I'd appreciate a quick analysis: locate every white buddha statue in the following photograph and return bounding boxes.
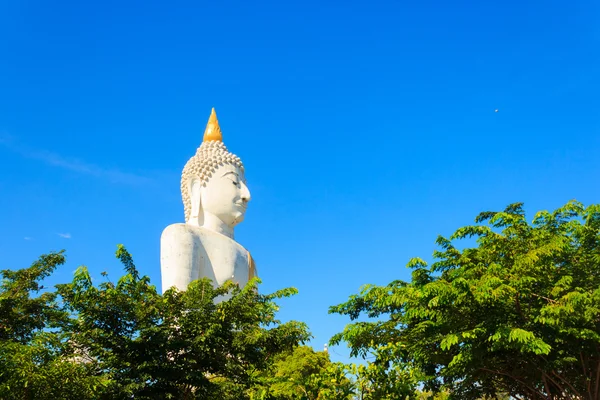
[160,108,256,294]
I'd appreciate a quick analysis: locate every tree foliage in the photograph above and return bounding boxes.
[248,345,354,400]
[1,245,310,399]
[330,201,600,400]
[347,358,417,400]
[0,251,104,399]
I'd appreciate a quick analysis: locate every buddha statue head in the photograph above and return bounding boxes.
[181,109,251,237]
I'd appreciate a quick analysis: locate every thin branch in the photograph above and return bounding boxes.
[530,292,558,304]
[580,351,592,400]
[479,367,546,399]
[550,371,583,399]
[542,373,552,400]
[581,351,588,378]
[515,293,528,322]
[593,357,600,400]
[544,372,566,399]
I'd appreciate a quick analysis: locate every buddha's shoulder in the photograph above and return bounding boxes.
[161,223,202,241]
[161,223,235,244]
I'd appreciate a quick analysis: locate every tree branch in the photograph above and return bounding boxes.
[515,293,528,322]
[543,372,566,399]
[530,292,558,304]
[542,373,552,400]
[580,351,593,400]
[550,371,583,399]
[479,367,546,399]
[594,357,600,400]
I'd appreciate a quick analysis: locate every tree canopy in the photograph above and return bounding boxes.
[0,251,104,399]
[3,200,600,399]
[247,345,354,400]
[0,245,310,399]
[331,201,600,400]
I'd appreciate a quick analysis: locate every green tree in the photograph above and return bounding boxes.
[330,201,600,400]
[1,246,310,399]
[248,345,354,400]
[56,245,310,399]
[0,252,66,343]
[348,359,417,400]
[0,252,105,399]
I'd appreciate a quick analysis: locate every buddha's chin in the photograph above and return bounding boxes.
[231,212,245,226]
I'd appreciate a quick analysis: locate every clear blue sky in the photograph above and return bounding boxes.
[1,0,598,361]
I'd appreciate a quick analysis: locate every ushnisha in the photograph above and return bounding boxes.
[160,109,256,296]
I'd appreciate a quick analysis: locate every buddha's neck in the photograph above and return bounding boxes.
[201,213,235,239]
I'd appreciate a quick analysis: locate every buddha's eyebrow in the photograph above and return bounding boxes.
[221,171,239,178]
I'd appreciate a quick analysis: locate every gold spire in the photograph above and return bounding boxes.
[203,108,223,142]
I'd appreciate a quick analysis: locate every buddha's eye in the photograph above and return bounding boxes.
[232,181,239,186]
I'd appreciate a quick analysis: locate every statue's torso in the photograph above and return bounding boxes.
[160,223,251,293]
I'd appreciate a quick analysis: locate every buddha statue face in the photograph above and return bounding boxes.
[191,163,251,228]
[180,109,250,232]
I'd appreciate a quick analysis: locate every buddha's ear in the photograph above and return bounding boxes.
[190,177,203,224]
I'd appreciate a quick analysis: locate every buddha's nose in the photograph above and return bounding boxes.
[240,181,251,203]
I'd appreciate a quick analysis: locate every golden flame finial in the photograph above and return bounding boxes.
[203,107,223,142]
